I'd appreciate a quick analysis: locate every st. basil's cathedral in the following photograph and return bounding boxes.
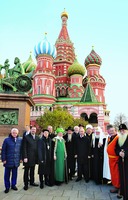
[23,10,110,131]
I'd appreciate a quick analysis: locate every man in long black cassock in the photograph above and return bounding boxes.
[73,126,80,139]
[64,126,76,180]
[92,126,104,184]
[38,129,52,188]
[115,124,128,199]
[85,124,94,180]
[75,127,90,182]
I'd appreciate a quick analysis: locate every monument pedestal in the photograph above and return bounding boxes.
[0,93,34,136]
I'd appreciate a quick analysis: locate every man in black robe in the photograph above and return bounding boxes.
[64,126,76,180]
[75,127,90,182]
[38,129,52,188]
[115,124,128,199]
[92,126,104,184]
[85,124,93,180]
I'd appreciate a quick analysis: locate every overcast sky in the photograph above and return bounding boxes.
[0,0,128,123]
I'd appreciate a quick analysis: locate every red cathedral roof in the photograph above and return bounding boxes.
[58,25,69,40]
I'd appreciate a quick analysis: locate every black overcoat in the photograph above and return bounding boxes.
[115,135,128,199]
[38,136,52,175]
[64,134,76,168]
[22,133,39,166]
[75,135,90,164]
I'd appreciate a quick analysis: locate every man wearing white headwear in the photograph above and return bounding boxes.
[101,125,111,183]
[92,126,104,184]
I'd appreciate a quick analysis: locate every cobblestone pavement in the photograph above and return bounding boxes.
[0,163,122,200]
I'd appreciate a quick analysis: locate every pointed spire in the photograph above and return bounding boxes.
[80,81,98,103]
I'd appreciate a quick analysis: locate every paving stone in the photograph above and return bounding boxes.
[94,191,111,199]
[2,193,24,200]
[63,190,78,197]
[69,197,86,200]
[48,189,64,196]
[78,191,94,199]
[53,197,69,200]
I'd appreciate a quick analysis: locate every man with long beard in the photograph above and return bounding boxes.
[92,126,104,184]
[115,124,128,200]
[107,126,120,194]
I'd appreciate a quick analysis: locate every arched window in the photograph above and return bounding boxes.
[56,88,60,97]
[89,113,98,123]
[61,87,65,96]
[80,113,88,121]
[58,70,61,76]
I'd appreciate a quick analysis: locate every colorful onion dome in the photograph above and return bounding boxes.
[61,8,68,19]
[22,53,36,73]
[34,34,56,58]
[85,47,102,67]
[68,59,85,76]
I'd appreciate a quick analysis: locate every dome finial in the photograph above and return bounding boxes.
[92,45,94,50]
[61,8,68,19]
[30,51,32,55]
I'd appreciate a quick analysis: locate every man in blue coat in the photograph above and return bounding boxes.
[1,128,22,193]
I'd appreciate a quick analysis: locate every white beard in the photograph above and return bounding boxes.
[118,133,128,147]
[95,134,100,139]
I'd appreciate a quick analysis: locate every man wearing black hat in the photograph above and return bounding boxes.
[64,126,76,180]
[38,129,52,188]
[115,124,128,199]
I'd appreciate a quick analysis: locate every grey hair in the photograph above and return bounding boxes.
[74,126,79,130]
[11,128,19,134]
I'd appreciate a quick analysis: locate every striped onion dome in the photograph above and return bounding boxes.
[85,48,102,67]
[34,34,56,58]
[22,53,36,73]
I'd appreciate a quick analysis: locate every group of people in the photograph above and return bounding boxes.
[1,123,128,199]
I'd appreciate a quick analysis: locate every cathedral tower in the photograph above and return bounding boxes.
[53,9,76,98]
[83,47,106,103]
[33,34,56,104]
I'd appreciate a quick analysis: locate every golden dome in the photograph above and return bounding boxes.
[61,8,68,19]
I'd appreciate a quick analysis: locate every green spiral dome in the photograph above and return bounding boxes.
[22,53,36,73]
[68,59,85,77]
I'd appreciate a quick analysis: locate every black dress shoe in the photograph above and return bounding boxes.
[40,183,44,189]
[23,186,28,190]
[117,194,123,199]
[11,186,18,190]
[75,178,82,182]
[30,183,39,186]
[4,188,9,193]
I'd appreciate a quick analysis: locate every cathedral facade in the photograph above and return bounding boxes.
[25,10,110,131]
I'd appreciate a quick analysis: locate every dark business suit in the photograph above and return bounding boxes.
[75,135,90,181]
[22,133,39,186]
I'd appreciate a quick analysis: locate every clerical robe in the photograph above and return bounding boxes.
[107,135,120,189]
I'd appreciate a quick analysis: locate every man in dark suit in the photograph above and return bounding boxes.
[22,126,39,190]
[22,125,31,139]
[75,127,90,182]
